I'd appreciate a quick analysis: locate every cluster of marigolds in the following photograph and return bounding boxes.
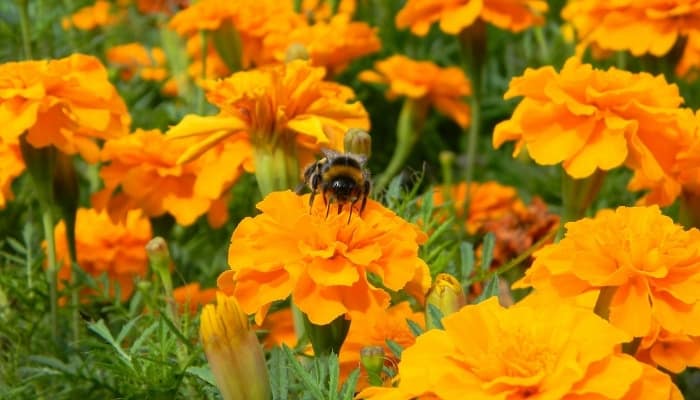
[4,0,700,399]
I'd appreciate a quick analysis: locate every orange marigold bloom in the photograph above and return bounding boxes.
[339,302,423,389]
[218,191,431,326]
[167,60,369,165]
[256,308,298,349]
[55,208,152,301]
[493,57,695,180]
[62,0,122,30]
[0,139,24,209]
[563,0,700,57]
[173,283,217,315]
[358,297,682,400]
[0,54,131,163]
[676,31,700,80]
[360,55,471,128]
[169,0,302,69]
[94,129,252,227]
[106,43,169,82]
[516,206,700,370]
[266,14,380,74]
[396,0,547,36]
[636,322,700,373]
[301,0,356,20]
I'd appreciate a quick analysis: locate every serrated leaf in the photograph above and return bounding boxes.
[480,233,495,273]
[186,365,217,386]
[476,274,499,303]
[270,347,289,400]
[425,216,455,248]
[27,355,76,375]
[327,353,339,400]
[339,368,360,400]
[426,303,445,330]
[282,345,326,400]
[88,319,133,366]
[406,319,424,337]
[130,321,159,355]
[115,315,142,344]
[385,339,403,358]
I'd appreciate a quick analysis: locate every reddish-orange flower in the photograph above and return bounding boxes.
[563,0,700,57]
[266,14,380,74]
[339,302,423,389]
[256,308,298,349]
[94,128,252,227]
[54,208,152,301]
[396,0,547,36]
[173,283,217,315]
[0,54,131,163]
[62,0,122,30]
[516,206,700,371]
[359,297,681,400]
[218,191,431,325]
[360,55,471,128]
[0,139,24,209]
[493,57,695,184]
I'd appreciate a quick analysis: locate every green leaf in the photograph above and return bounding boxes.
[88,319,133,367]
[130,321,159,356]
[426,303,445,330]
[327,353,339,400]
[282,345,326,400]
[480,233,495,273]
[459,241,475,284]
[115,315,142,344]
[27,355,76,375]
[476,274,499,303]
[406,319,424,337]
[186,365,217,387]
[385,339,403,359]
[339,368,360,400]
[270,347,289,400]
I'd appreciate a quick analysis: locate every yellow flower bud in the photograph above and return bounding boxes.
[344,127,372,158]
[200,293,271,400]
[285,42,310,63]
[425,273,465,329]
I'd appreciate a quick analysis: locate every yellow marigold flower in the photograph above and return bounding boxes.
[106,43,169,82]
[54,208,152,301]
[167,60,369,165]
[94,129,252,227]
[169,0,302,68]
[396,0,547,36]
[563,0,700,57]
[266,14,380,74]
[358,297,682,400]
[493,57,695,179]
[200,293,271,400]
[173,283,217,315]
[255,308,298,349]
[516,206,700,364]
[339,302,423,389]
[360,55,471,128]
[0,54,131,164]
[0,139,24,209]
[636,322,700,373]
[61,0,122,30]
[218,190,431,325]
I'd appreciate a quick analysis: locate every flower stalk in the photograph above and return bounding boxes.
[593,286,617,320]
[558,170,606,240]
[360,346,385,387]
[679,189,700,229]
[303,313,351,356]
[17,0,33,59]
[253,134,300,196]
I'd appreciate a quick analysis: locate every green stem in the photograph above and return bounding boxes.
[61,0,79,52]
[593,286,617,320]
[253,134,300,196]
[303,314,350,356]
[557,170,606,241]
[373,99,425,194]
[17,0,33,59]
[533,27,551,63]
[678,189,700,229]
[42,207,59,342]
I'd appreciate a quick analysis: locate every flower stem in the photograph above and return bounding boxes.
[253,136,300,196]
[42,207,59,342]
[303,314,350,356]
[17,0,33,59]
[373,99,425,194]
[558,170,606,240]
[679,189,700,229]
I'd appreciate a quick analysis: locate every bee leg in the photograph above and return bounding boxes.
[347,204,353,223]
[360,180,371,214]
[337,203,343,215]
[308,190,317,213]
[325,196,333,218]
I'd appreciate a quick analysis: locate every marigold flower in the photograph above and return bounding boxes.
[173,283,217,315]
[169,0,302,69]
[131,0,188,15]
[358,297,682,400]
[94,129,251,227]
[636,322,700,373]
[200,293,271,400]
[339,302,423,389]
[218,190,430,326]
[360,55,471,128]
[54,208,152,301]
[516,206,700,370]
[493,57,695,180]
[106,43,169,82]
[677,31,700,80]
[256,308,298,349]
[396,0,547,36]
[563,0,700,57]
[266,14,380,74]
[167,60,368,182]
[0,54,130,163]
[61,0,122,30]
[301,0,356,20]
[0,139,24,209]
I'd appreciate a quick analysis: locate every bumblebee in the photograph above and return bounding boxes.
[298,149,371,222]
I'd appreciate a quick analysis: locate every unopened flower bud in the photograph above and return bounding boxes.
[360,345,385,387]
[201,293,271,400]
[285,42,310,63]
[344,128,372,158]
[426,273,465,330]
[146,236,174,297]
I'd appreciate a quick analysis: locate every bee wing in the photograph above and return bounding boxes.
[320,148,342,159]
[294,181,308,194]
